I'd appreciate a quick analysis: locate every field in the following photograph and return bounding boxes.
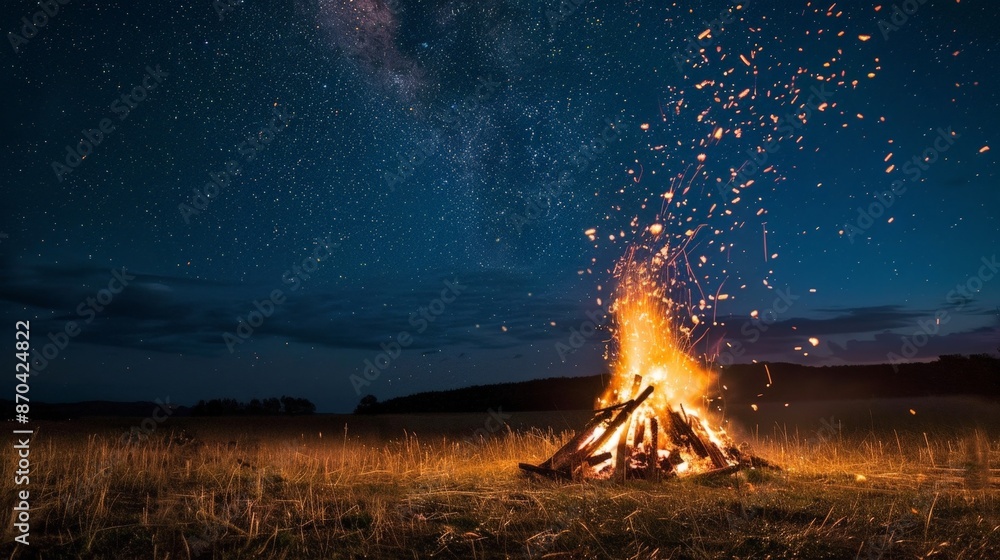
[2,397,999,559]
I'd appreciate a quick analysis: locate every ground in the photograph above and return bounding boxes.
[2,396,998,559]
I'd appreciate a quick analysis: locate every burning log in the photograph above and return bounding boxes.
[646,418,658,480]
[532,407,617,477]
[664,405,729,470]
[613,374,643,478]
[518,386,654,480]
[520,384,776,481]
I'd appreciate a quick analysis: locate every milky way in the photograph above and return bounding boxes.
[1,0,997,411]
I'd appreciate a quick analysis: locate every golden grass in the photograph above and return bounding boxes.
[2,401,999,559]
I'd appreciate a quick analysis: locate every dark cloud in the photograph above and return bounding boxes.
[6,265,995,370]
[707,305,999,365]
[825,325,1000,363]
[1,263,591,357]
[782,305,930,334]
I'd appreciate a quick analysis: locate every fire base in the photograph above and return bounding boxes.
[518,383,777,481]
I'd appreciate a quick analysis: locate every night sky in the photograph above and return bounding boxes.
[2,0,997,412]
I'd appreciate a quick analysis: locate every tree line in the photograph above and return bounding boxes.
[191,396,316,416]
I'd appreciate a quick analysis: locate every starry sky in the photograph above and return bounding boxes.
[1,0,997,412]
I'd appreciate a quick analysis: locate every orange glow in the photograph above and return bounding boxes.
[598,253,710,410]
[589,230,735,477]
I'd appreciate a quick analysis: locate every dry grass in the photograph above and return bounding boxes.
[2,399,999,559]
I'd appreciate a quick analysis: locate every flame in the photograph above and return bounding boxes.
[599,245,710,410]
[590,232,735,477]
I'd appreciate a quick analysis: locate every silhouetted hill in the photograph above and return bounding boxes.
[719,354,1000,403]
[355,375,608,414]
[355,354,1000,414]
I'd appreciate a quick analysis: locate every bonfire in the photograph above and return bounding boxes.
[520,226,775,480]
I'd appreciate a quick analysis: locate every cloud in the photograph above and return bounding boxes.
[784,305,929,334]
[708,305,999,364]
[826,325,1000,363]
[0,263,586,356]
[6,265,994,365]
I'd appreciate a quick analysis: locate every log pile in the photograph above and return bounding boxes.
[519,379,776,481]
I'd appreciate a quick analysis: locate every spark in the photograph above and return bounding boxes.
[762,222,768,263]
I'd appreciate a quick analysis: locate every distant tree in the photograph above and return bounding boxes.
[191,396,315,416]
[206,399,225,415]
[223,398,244,414]
[354,394,379,414]
[247,398,263,414]
[263,397,281,415]
[280,396,316,415]
[191,399,208,416]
